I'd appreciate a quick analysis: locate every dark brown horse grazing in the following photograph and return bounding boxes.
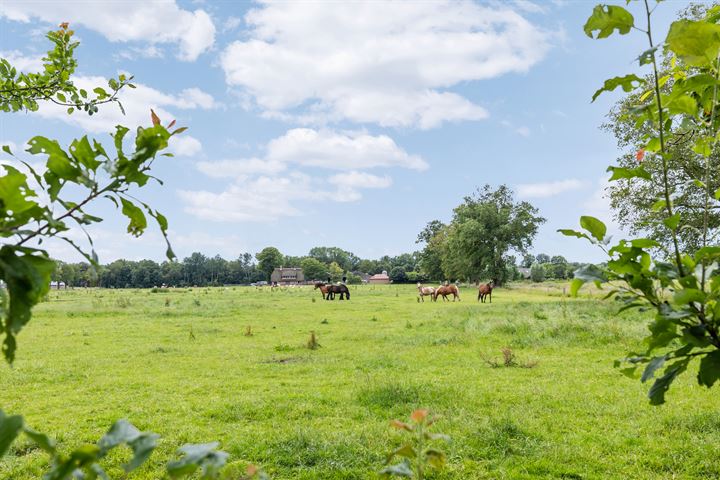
[314,282,333,300]
[434,284,460,302]
[326,284,350,300]
[477,281,494,303]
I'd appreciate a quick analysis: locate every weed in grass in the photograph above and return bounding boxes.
[311,297,316,303]
[483,347,537,368]
[193,299,201,306]
[381,409,449,479]
[371,316,378,322]
[406,321,412,329]
[274,343,293,352]
[189,324,196,341]
[115,297,131,308]
[165,298,171,307]
[320,319,329,324]
[244,326,254,337]
[533,310,548,320]
[307,331,320,350]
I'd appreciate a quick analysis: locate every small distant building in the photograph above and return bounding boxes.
[270,267,305,285]
[352,271,371,283]
[368,270,390,284]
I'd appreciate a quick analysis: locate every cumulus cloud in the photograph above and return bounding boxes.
[220,0,552,129]
[0,50,43,72]
[516,179,585,198]
[197,128,427,180]
[182,129,410,221]
[178,173,323,222]
[2,1,215,61]
[170,136,202,157]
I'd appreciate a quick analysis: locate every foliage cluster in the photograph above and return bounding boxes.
[563,1,720,404]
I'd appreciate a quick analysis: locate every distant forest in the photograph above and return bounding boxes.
[52,246,584,288]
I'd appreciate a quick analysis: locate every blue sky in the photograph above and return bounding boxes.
[0,0,690,264]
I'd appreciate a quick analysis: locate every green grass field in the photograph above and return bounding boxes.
[2,283,719,479]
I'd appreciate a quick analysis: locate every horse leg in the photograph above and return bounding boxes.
[489,291,492,303]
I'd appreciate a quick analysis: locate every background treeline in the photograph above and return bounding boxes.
[52,246,581,289]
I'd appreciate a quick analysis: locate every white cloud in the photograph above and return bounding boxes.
[178,173,324,222]
[0,50,43,72]
[220,0,552,129]
[197,128,427,179]
[516,179,585,198]
[170,136,202,157]
[501,119,531,137]
[267,129,428,171]
[197,158,286,177]
[328,171,392,189]
[2,1,215,61]
[183,128,416,220]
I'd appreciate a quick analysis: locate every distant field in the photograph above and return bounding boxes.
[2,283,719,479]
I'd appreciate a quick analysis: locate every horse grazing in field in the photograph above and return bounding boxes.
[477,281,494,303]
[326,284,350,300]
[417,283,435,302]
[434,284,460,302]
[314,282,333,300]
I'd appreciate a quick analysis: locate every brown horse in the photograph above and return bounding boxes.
[417,282,435,302]
[326,284,350,300]
[477,281,494,303]
[434,284,460,302]
[314,282,333,300]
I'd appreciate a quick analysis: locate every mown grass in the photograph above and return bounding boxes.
[1,283,719,479]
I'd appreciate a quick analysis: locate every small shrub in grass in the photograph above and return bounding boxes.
[381,409,449,479]
[483,347,537,369]
[307,331,320,350]
[115,297,131,308]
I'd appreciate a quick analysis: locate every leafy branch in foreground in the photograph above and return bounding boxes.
[0,112,181,363]
[381,409,449,479]
[0,23,134,115]
[0,410,269,480]
[561,2,720,404]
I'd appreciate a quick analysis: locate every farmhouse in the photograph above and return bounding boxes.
[270,267,305,285]
[368,270,390,284]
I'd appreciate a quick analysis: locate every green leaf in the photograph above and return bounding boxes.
[0,247,55,363]
[1,145,13,156]
[557,229,591,241]
[592,74,643,102]
[387,444,416,463]
[637,46,658,66]
[584,5,634,39]
[569,278,585,297]
[648,360,688,405]
[379,461,413,478]
[607,165,651,181]
[425,449,446,469]
[0,410,23,457]
[664,213,681,230]
[641,355,666,383]
[666,19,720,66]
[698,351,720,388]
[580,216,607,242]
[23,427,56,454]
[120,198,147,237]
[167,442,229,479]
[630,238,659,248]
[667,94,698,115]
[673,288,705,304]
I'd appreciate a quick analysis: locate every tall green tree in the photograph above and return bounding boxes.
[300,257,328,281]
[441,185,545,285]
[256,247,283,281]
[416,220,447,281]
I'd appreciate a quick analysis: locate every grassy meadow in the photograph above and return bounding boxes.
[2,283,719,479]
